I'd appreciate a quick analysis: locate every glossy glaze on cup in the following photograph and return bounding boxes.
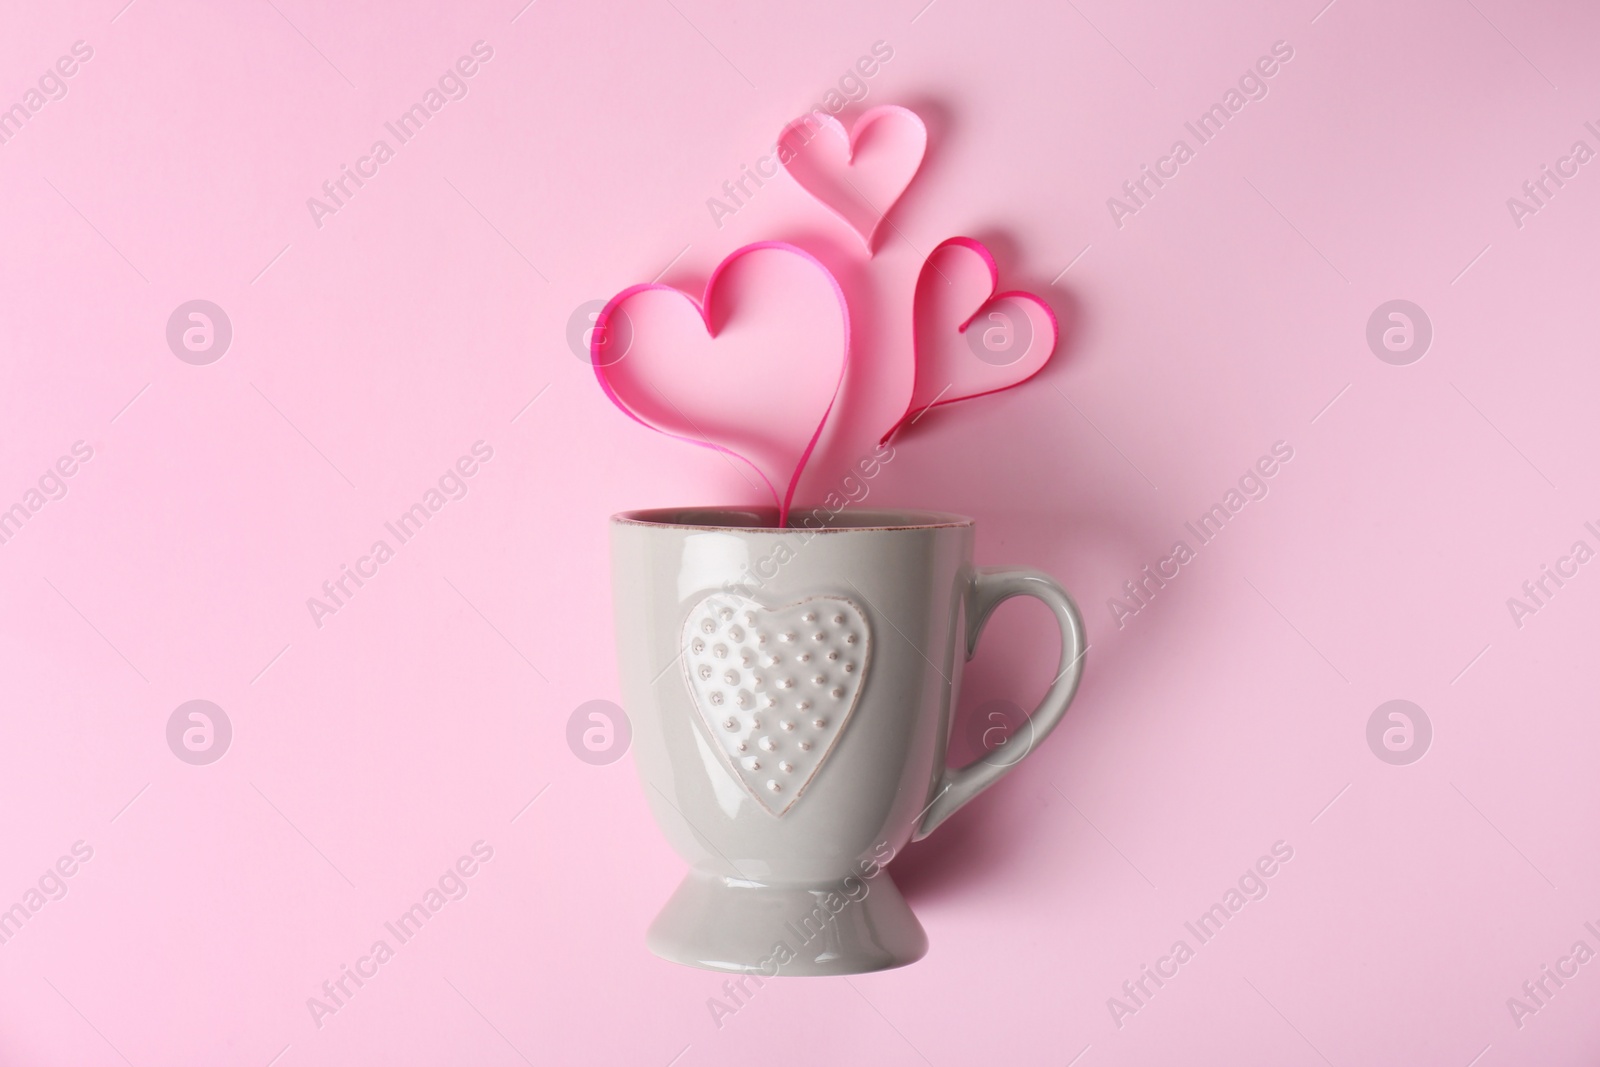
[611,507,1085,974]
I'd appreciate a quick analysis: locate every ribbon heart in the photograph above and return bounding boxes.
[591,242,851,527]
[881,236,1059,443]
[777,104,927,255]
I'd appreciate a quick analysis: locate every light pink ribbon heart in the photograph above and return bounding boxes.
[777,104,927,255]
[881,236,1059,443]
[591,242,851,526]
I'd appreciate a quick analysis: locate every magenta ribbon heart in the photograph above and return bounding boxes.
[591,242,851,527]
[881,236,1060,443]
[777,104,927,255]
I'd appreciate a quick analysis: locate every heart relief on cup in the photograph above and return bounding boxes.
[682,593,870,815]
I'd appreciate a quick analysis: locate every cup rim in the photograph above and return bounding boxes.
[611,507,974,532]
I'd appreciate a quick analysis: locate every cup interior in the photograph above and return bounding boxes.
[612,507,973,531]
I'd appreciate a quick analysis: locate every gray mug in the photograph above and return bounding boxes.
[611,508,1086,974]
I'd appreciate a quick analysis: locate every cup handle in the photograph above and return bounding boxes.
[914,567,1087,840]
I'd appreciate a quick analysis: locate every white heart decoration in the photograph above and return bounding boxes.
[682,593,871,816]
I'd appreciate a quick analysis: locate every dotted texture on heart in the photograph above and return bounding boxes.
[681,594,870,816]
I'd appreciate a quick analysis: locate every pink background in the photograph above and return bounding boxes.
[2,0,1598,1063]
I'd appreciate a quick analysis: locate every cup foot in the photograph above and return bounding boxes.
[647,869,928,975]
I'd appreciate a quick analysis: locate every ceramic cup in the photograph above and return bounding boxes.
[610,507,1086,975]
